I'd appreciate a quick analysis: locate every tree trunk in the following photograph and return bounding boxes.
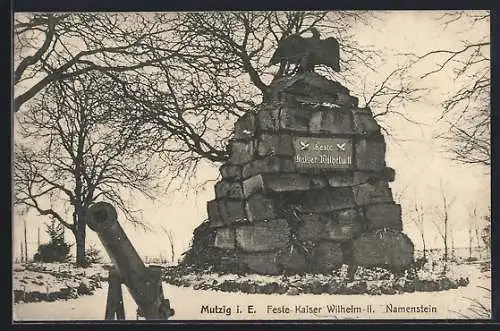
[469,228,473,259]
[421,233,426,260]
[443,215,448,262]
[443,239,447,262]
[24,219,28,262]
[75,208,87,266]
[20,242,24,263]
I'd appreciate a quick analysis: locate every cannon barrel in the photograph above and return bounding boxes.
[87,202,173,319]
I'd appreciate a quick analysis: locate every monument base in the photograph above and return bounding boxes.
[185,72,414,275]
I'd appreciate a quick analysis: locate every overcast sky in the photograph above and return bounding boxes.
[12,10,490,263]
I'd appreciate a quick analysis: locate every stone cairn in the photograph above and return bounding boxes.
[186,72,414,275]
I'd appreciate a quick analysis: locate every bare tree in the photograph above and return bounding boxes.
[411,201,427,260]
[14,72,164,266]
[13,13,182,112]
[160,225,176,264]
[407,11,490,166]
[481,220,490,249]
[431,180,457,263]
[359,64,430,139]
[19,242,24,263]
[15,12,388,190]
[24,218,28,262]
[468,207,478,259]
[86,11,390,189]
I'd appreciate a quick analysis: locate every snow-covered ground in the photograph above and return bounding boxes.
[12,262,108,303]
[13,263,490,321]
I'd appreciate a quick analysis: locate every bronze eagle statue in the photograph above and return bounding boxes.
[269,27,340,75]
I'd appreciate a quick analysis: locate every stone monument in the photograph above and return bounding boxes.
[184,35,414,275]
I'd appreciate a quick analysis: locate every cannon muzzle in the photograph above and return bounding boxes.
[87,202,174,320]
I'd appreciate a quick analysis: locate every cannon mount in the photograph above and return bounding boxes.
[87,202,174,320]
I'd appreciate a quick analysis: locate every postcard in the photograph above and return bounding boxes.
[12,10,491,321]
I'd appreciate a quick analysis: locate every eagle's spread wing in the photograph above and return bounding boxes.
[316,37,340,71]
[269,34,309,65]
[269,33,341,73]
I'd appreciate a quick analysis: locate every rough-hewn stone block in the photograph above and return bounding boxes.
[311,242,343,272]
[379,167,396,182]
[353,110,380,134]
[311,175,329,188]
[220,164,242,180]
[229,140,255,165]
[233,112,256,140]
[351,229,414,270]
[207,200,224,228]
[308,111,323,133]
[297,220,324,242]
[297,212,323,223]
[277,245,308,273]
[297,217,362,242]
[355,138,386,171]
[257,108,277,131]
[327,172,355,187]
[309,110,352,134]
[337,91,358,108]
[296,187,355,213]
[265,173,312,192]
[256,133,294,157]
[364,203,402,230]
[323,220,363,242]
[243,173,312,197]
[245,194,277,222]
[351,96,359,108]
[214,228,235,249]
[335,208,364,223]
[242,175,265,198]
[298,209,363,224]
[242,156,295,179]
[352,181,394,206]
[268,73,347,103]
[240,252,281,275]
[235,219,290,252]
[348,167,395,186]
[218,199,246,224]
[278,106,311,132]
[215,180,244,199]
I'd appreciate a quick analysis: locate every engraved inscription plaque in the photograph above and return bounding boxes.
[293,137,353,169]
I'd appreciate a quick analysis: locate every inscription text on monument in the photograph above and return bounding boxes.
[293,137,352,169]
